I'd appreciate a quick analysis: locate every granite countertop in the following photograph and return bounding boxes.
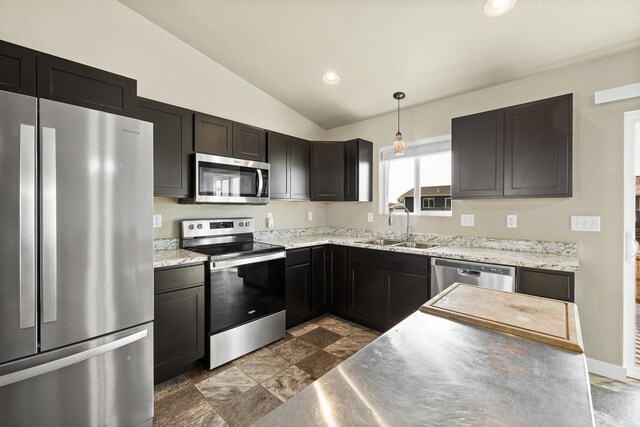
[255,310,594,427]
[256,234,579,272]
[153,249,208,269]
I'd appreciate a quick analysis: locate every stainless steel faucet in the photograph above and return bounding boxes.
[388,203,411,241]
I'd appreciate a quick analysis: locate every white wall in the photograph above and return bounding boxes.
[325,49,640,367]
[0,0,330,238]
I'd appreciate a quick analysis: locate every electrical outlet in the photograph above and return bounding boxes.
[367,212,373,222]
[266,212,273,219]
[267,217,274,228]
[571,216,600,232]
[460,214,475,227]
[507,214,517,228]
[153,214,162,228]
[308,212,313,221]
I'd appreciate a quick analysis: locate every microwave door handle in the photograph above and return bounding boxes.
[256,169,263,197]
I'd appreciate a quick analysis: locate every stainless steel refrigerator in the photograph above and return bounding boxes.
[0,90,154,426]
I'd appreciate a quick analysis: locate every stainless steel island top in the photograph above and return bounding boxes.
[255,311,594,427]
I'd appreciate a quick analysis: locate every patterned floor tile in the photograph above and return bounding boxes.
[216,385,281,427]
[287,321,318,336]
[266,333,295,350]
[233,348,290,383]
[182,409,229,427]
[346,329,379,346]
[324,337,363,359]
[262,366,314,402]
[296,350,342,379]
[298,327,341,348]
[154,374,192,402]
[154,385,212,427]
[194,366,257,407]
[315,317,359,336]
[270,338,319,364]
[185,363,233,385]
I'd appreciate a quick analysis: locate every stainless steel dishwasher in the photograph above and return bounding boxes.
[430,258,516,297]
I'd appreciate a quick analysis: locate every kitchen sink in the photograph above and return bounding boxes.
[357,239,403,246]
[393,241,440,249]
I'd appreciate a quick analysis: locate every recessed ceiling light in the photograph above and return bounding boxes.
[483,0,517,17]
[322,72,340,85]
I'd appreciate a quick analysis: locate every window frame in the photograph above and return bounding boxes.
[379,134,453,217]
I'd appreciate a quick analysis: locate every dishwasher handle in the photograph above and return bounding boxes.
[457,269,481,278]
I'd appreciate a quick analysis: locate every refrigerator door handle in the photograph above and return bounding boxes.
[0,329,148,387]
[41,127,57,324]
[19,124,36,330]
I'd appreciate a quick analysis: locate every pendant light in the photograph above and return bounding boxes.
[393,92,406,155]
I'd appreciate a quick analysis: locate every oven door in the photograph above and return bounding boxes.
[208,253,285,335]
[195,153,270,204]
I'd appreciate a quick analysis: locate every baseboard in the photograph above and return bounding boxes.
[586,357,627,381]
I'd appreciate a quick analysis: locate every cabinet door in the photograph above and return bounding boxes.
[384,270,428,328]
[0,39,36,96]
[268,132,289,199]
[193,112,232,156]
[290,137,311,200]
[452,110,504,198]
[285,264,311,328]
[516,268,574,302]
[328,245,347,314]
[311,142,344,201]
[137,98,192,197]
[36,53,136,117]
[232,122,266,162]
[311,246,327,315]
[154,285,205,383]
[504,94,572,197]
[350,263,385,329]
[344,140,358,201]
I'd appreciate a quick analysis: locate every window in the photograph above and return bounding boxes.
[380,135,452,216]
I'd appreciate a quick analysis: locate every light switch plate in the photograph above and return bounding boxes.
[460,214,475,227]
[308,211,313,221]
[507,214,517,228]
[571,216,601,232]
[153,214,162,229]
[367,212,373,223]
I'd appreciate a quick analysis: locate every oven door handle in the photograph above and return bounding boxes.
[211,251,286,269]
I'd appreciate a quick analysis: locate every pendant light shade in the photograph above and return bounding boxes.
[393,92,405,155]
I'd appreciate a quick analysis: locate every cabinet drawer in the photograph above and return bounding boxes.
[516,268,574,302]
[154,264,205,294]
[286,248,311,267]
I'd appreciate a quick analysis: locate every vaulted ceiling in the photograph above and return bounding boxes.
[118,0,640,129]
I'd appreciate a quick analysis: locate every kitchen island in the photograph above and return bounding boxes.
[254,308,594,426]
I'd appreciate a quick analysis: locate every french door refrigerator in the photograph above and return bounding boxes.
[0,90,154,426]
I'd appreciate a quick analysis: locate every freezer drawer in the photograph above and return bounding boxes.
[0,322,153,427]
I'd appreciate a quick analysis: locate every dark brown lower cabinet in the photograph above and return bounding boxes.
[516,267,575,302]
[154,264,205,384]
[384,270,428,329]
[347,248,429,332]
[285,263,311,328]
[325,246,347,314]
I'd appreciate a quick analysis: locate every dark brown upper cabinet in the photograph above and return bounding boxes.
[232,122,266,162]
[193,113,266,162]
[504,94,572,197]
[36,53,137,117]
[268,132,310,200]
[344,139,373,202]
[193,112,232,156]
[137,97,193,197]
[311,139,373,202]
[452,94,572,199]
[452,110,504,198]
[311,142,345,201]
[0,39,36,96]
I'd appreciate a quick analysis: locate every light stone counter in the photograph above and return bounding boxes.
[256,234,579,272]
[153,249,208,269]
[255,310,594,427]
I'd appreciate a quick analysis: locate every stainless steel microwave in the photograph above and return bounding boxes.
[182,153,270,204]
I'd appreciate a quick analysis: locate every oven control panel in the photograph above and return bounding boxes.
[181,217,254,239]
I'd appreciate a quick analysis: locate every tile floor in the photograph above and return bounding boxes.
[154,314,640,427]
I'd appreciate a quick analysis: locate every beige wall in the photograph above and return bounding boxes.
[326,50,640,366]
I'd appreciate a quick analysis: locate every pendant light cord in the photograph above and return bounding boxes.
[397,98,400,134]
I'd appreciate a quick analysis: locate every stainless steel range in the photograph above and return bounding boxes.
[181,218,286,369]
